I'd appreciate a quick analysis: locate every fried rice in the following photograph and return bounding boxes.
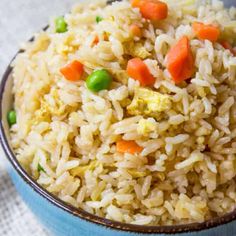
[10,0,236,226]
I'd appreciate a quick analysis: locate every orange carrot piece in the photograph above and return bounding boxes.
[127,58,156,86]
[175,50,194,84]
[92,34,109,47]
[60,60,84,82]
[131,0,168,21]
[131,0,144,8]
[130,24,142,38]
[117,140,143,154]
[221,41,232,50]
[140,0,168,21]
[220,41,236,56]
[92,35,99,46]
[104,33,109,41]
[167,36,195,84]
[192,22,220,42]
[167,37,189,79]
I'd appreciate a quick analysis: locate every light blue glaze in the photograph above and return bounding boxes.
[4,164,236,236]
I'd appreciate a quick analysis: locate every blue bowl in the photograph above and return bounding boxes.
[1,18,236,236]
[1,51,236,236]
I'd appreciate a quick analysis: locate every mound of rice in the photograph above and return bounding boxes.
[10,0,236,226]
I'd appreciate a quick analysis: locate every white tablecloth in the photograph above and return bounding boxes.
[0,1,77,235]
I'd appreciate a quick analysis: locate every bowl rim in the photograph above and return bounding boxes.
[1,37,236,236]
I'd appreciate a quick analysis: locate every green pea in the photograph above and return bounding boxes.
[55,16,68,33]
[86,69,112,92]
[7,110,16,126]
[96,16,103,23]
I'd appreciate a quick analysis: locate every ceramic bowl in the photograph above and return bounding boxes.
[1,1,236,235]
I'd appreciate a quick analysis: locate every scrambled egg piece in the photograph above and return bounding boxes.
[127,88,172,118]
[34,102,51,124]
[33,89,65,125]
[44,89,65,116]
[127,170,149,178]
[71,160,100,177]
[137,118,157,136]
[56,33,76,55]
[57,44,74,55]
[125,42,151,59]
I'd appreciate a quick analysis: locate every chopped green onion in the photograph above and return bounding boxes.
[7,110,16,126]
[55,16,68,33]
[96,16,103,23]
[37,164,46,173]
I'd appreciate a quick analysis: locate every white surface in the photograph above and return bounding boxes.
[0,1,78,235]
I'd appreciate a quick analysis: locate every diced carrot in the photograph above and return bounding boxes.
[92,35,99,46]
[167,38,189,79]
[175,50,194,84]
[220,40,236,56]
[60,60,84,82]
[127,58,156,86]
[104,33,109,41]
[117,140,143,154]
[130,24,142,38]
[167,36,195,84]
[131,0,168,21]
[92,34,109,47]
[192,22,220,42]
[131,0,144,8]
[221,41,232,50]
[140,0,168,21]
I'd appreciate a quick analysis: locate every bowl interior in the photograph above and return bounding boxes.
[2,0,236,233]
[1,55,236,235]
[2,72,13,143]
